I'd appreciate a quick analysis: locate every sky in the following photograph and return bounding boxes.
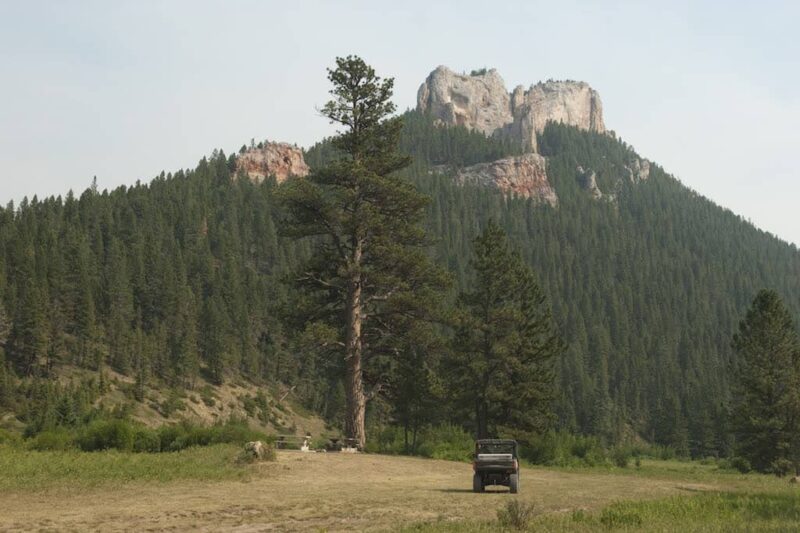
[1,0,798,246]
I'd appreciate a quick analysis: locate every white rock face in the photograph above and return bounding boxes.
[236,141,310,184]
[417,66,512,136]
[449,153,558,206]
[577,166,603,200]
[417,66,605,152]
[625,158,651,183]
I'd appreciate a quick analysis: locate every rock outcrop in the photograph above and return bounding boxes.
[577,166,604,200]
[236,141,310,184]
[417,66,605,152]
[625,158,651,183]
[417,66,512,136]
[448,154,557,206]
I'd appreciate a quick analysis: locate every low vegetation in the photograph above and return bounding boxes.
[0,444,250,491]
[404,490,800,532]
[0,442,794,530]
[21,417,273,454]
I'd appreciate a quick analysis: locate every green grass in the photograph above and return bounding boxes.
[0,443,251,492]
[400,458,799,532]
[400,490,800,532]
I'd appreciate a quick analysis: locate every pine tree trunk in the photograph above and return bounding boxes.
[344,259,366,449]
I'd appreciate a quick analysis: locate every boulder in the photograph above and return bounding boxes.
[242,440,271,461]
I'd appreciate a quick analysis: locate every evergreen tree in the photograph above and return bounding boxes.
[447,222,563,438]
[279,56,447,448]
[0,299,10,354]
[731,289,800,474]
[8,248,49,375]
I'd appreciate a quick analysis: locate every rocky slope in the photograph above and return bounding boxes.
[442,154,557,206]
[236,141,310,183]
[417,66,604,152]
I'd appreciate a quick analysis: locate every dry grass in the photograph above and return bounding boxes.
[0,450,731,532]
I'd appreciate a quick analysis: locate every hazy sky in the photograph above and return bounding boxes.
[1,1,798,245]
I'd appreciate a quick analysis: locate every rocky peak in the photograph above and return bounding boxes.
[443,153,557,207]
[236,141,310,184]
[417,66,605,152]
[417,66,512,136]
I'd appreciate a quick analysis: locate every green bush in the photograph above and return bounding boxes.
[28,428,75,451]
[76,419,135,452]
[133,428,161,453]
[521,431,606,467]
[611,446,630,468]
[497,500,534,530]
[157,420,272,452]
[770,458,793,477]
[418,425,474,461]
[731,456,752,474]
[364,424,473,460]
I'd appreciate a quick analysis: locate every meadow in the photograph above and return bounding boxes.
[0,443,796,531]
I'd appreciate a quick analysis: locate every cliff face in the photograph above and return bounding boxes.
[446,153,558,207]
[417,66,605,152]
[236,141,310,183]
[417,66,512,136]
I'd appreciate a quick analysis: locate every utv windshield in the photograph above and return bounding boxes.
[477,442,515,454]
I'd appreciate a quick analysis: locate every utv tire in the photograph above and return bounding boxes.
[509,473,519,494]
[473,473,484,493]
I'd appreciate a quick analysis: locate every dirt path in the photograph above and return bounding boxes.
[0,452,714,532]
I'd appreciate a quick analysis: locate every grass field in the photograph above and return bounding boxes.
[0,445,796,531]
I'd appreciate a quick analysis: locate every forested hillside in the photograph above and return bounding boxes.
[1,111,798,456]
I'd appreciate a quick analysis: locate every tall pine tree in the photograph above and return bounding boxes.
[279,56,447,448]
[731,289,800,474]
[447,222,563,438]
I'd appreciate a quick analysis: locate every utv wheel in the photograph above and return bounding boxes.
[509,473,519,494]
[473,473,484,493]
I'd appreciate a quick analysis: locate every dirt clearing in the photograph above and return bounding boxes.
[0,451,716,531]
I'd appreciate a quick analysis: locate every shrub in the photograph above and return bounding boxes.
[417,425,473,462]
[521,431,606,467]
[770,458,793,477]
[133,428,161,453]
[731,456,752,474]
[28,428,75,451]
[364,424,473,460]
[76,419,134,452]
[200,386,216,407]
[157,420,271,452]
[497,500,534,530]
[611,446,630,468]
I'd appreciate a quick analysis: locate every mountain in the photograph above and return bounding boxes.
[0,65,798,456]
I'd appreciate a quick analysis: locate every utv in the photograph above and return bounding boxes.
[472,439,520,493]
